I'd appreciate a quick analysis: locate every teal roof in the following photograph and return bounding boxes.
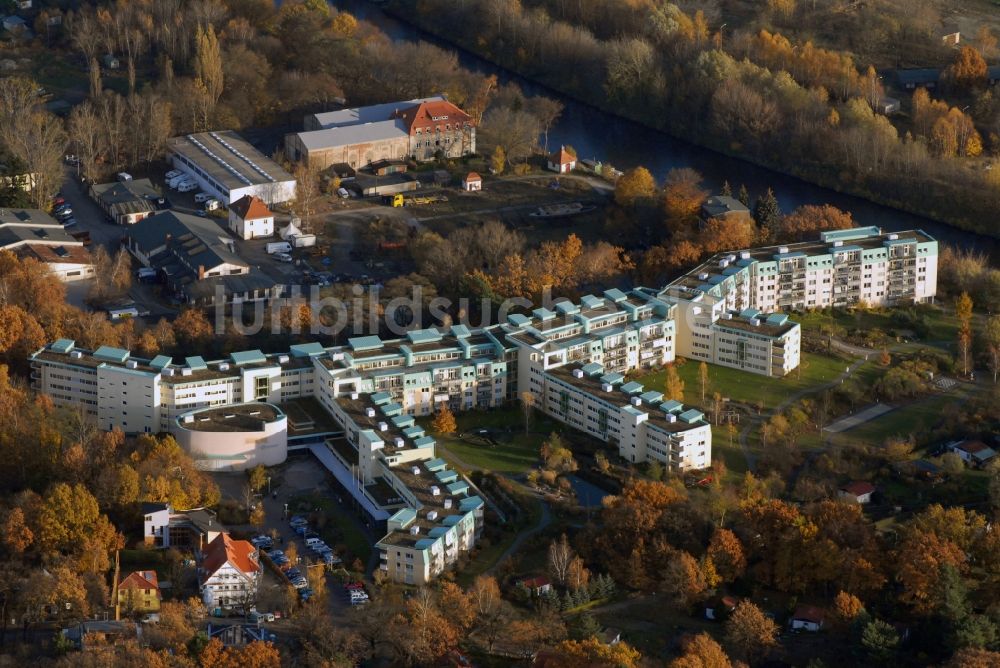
[435,469,458,484]
[600,372,624,385]
[348,335,383,351]
[640,390,664,404]
[623,405,645,417]
[766,313,789,326]
[459,495,484,512]
[680,409,705,424]
[450,324,471,338]
[391,414,415,429]
[370,391,393,405]
[442,515,462,526]
[424,458,448,472]
[739,308,761,320]
[660,399,683,413]
[414,538,436,550]
[821,226,880,242]
[508,313,530,327]
[428,527,449,538]
[389,507,416,525]
[603,287,628,302]
[93,346,129,364]
[407,328,442,345]
[447,480,470,495]
[580,294,604,309]
[554,300,580,315]
[620,381,644,395]
[50,338,74,354]
[382,402,403,416]
[230,349,266,366]
[289,342,325,357]
[402,426,425,439]
[532,307,556,321]
[413,436,435,448]
[185,356,207,371]
[150,355,173,370]
[581,362,603,376]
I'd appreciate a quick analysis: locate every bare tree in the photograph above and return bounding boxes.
[547,534,573,587]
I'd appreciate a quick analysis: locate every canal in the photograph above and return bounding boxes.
[332,0,998,257]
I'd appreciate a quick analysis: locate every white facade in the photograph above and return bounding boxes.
[200,535,261,609]
[172,403,288,471]
[228,211,274,240]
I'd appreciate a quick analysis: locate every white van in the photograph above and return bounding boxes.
[165,169,182,180]
[266,241,292,255]
[194,192,212,203]
[167,174,188,189]
[177,181,197,193]
[304,537,323,547]
[204,198,220,211]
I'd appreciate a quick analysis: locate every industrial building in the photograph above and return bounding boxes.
[167,131,297,205]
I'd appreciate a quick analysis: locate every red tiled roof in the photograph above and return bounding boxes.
[792,605,826,624]
[119,570,159,591]
[464,172,482,182]
[18,244,92,265]
[550,147,576,165]
[396,100,472,135]
[201,533,260,579]
[520,576,550,588]
[229,195,273,220]
[842,481,875,497]
[956,440,990,454]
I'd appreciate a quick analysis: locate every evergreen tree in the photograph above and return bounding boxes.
[562,591,574,611]
[753,188,781,229]
[737,184,751,207]
[720,180,732,197]
[574,612,602,640]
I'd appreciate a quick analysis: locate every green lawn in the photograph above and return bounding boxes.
[421,406,560,474]
[635,352,853,412]
[795,305,960,349]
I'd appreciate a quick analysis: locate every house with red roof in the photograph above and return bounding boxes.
[790,605,826,632]
[948,439,997,468]
[462,172,482,192]
[838,481,876,504]
[547,146,577,174]
[117,570,161,614]
[286,96,476,170]
[517,575,552,596]
[200,533,262,610]
[228,195,275,240]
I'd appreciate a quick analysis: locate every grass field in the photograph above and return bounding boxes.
[795,305,960,350]
[635,352,854,412]
[423,406,560,474]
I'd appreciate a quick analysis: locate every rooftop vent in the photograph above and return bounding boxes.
[778,246,789,254]
[350,392,359,400]
[752,319,761,327]
[394,437,404,448]
[278,354,289,364]
[411,465,421,475]
[224,413,235,419]
[601,383,613,393]
[572,368,584,379]
[410,526,420,535]
[163,368,175,376]
[181,368,193,376]
[70,351,83,359]
[698,272,709,281]
[378,421,388,431]
[330,352,344,362]
[888,233,899,240]
[427,510,438,521]
[666,413,677,423]
[183,415,194,423]
[631,397,642,407]
[723,312,732,319]
[126,360,138,369]
[365,407,376,418]
[218,362,230,371]
[833,240,843,247]
[444,498,453,509]
[249,410,260,416]
[719,259,729,268]
[740,251,750,260]
[728,254,736,263]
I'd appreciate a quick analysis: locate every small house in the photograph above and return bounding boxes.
[948,439,997,468]
[939,23,961,46]
[117,570,161,614]
[2,15,26,32]
[701,195,751,223]
[838,481,876,504]
[894,68,940,90]
[200,533,261,610]
[462,172,482,192]
[876,97,900,116]
[228,194,274,240]
[597,627,621,646]
[790,605,825,632]
[547,146,576,174]
[705,595,739,620]
[518,575,552,596]
[102,53,120,70]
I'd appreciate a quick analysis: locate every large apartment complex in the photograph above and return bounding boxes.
[29,227,936,583]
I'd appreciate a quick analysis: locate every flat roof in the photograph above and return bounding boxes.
[176,403,282,432]
[167,131,294,190]
[295,119,409,152]
[310,96,445,129]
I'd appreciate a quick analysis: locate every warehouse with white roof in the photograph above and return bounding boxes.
[167,131,297,206]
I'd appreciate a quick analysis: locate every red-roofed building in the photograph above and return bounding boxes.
[117,570,161,613]
[393,99,475,161]
[517,575,552,596]
[547,146,577,174]
[948,439,997,468]
[200,533,261,610]
[462,172,482,192]
[228,195,275,240]
[838,481,876,504]
[790,605,826,632]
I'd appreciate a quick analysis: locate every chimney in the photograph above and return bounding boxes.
[198,265,205,280]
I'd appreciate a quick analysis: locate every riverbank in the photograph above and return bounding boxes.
[381,2,999,243]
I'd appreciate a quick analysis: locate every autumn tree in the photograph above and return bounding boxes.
[548,637,642,668]
[698,361,709,403]
[173,308,214,348]
[671,633,733,668]
[832,590,864,626]
[984,315,1000,384]
[2,506,33,555]
[548,534,575,588]
[468,575,511,653]
[707,528,746,583]
[520,391,535,435]
[664,364,685,401]
[614,166,656,208]
[663,168,708,235]
[956,292,974,376]
[431,404,457,435]
[660,549,707,607]
[725,600,778,664]
[194,25,224,106]
[944,46,989,92]
[778,204,853,241]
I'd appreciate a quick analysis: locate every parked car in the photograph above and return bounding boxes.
[141,613,160,624]
[349,597,368,605]
[194,192,211,203]
[204,198,220,211]
[344,582,364,591]
[285,568,301,579]
[52,196,65,206]
[165,170,182,180]
[292,579,309,590]
[177,181,197,193]
[274,252,293,263]
[299,588,314,601]
[62,218,78,228]
[267,549,284,559]
[322,553,340,565]
[289,516,308,526]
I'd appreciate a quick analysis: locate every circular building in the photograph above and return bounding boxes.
[172,403,287,471]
